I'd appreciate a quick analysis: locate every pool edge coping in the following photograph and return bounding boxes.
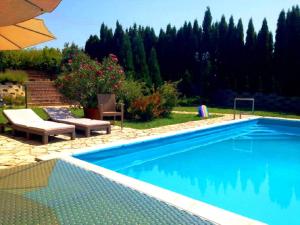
[59,154,266,225]
[38,116,261,161]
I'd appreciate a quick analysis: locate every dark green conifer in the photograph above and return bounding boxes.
[148,47,162,87]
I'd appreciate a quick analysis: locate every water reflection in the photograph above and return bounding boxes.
[117,130,300,225]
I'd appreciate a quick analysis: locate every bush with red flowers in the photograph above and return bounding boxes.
[56,52,125,108]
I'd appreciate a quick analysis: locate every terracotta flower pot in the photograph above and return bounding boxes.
[83,108,100,120]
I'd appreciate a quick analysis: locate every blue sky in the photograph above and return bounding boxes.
[39,0,299,49]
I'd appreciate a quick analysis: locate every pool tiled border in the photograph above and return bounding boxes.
[62,155,266,225]
[39,116,269,225]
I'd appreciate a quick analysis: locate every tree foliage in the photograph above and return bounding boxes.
[84,5,300,97]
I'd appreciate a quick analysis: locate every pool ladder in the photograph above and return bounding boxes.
[233,98,255,120]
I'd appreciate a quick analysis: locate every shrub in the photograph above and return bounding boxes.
[0,70,28,84]
[158,82,179,116]
[0,48,62,74]
[128,92,163,121]
[61,43,90,73]
[117,80,149,116]
[125,81,179,121]
[56,53,125,108]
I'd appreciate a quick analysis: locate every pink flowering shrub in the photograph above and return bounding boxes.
[56,53,125,108]
[61,43,90,73]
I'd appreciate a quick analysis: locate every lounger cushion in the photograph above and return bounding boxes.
[24,121,74,132]
[4,109,75,132]
[4,109,43,124]
[44,108,74,120]
[57,118,110,126]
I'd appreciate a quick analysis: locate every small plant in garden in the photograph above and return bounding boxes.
[2,95,25,106]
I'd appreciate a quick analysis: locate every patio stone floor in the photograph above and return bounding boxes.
[0,113,251,170]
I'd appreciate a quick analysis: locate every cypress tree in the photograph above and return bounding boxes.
[225,16,237,90]
[217,15,229,88]
[235,19,245,91]
[285,6,300,96]
[120,33,135,79]
[84,5,300,100]
[274,10,287,94]
[99,23,114,59]
[245,19,257,54]
[112,21,124,57]
[131,32,151,85]
[156,29,167,80]
[142,27,157,59]
[202,7,212,52]
[245,19,257,92]
[148,47,162,87]
[157,25,177,81]
[193,19,200,46]
[85,35,100,59]
[256,19,273,92]
[192,20,203,88]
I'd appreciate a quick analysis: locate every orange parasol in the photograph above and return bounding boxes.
[0,18,55,50]
[0,0,62,26]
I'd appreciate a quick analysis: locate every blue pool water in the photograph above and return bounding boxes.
[75,118,300,225]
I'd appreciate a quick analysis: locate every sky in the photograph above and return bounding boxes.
[38,0,300,49]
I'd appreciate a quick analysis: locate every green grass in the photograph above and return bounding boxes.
[0,107,213,129]
[115,113,218,129]
[1,106,299,130]
[0,70,28,84]
[174,106,300,119]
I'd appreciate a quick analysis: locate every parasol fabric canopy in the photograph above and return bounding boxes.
[0,0,62,26]
[0,18,55,50]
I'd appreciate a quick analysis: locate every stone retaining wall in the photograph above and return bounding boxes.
[0,83,25,98]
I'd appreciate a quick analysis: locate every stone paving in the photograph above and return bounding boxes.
[0,113,251,170]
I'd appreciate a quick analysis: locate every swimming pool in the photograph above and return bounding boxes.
[74,118,300,225]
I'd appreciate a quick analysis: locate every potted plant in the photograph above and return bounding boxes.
[56,51,125,119]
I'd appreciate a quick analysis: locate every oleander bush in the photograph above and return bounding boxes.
[56,48,125,108]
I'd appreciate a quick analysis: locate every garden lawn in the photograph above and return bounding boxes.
[115,113,217,129]
[2,106,299,130]
[174,106,300,119]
